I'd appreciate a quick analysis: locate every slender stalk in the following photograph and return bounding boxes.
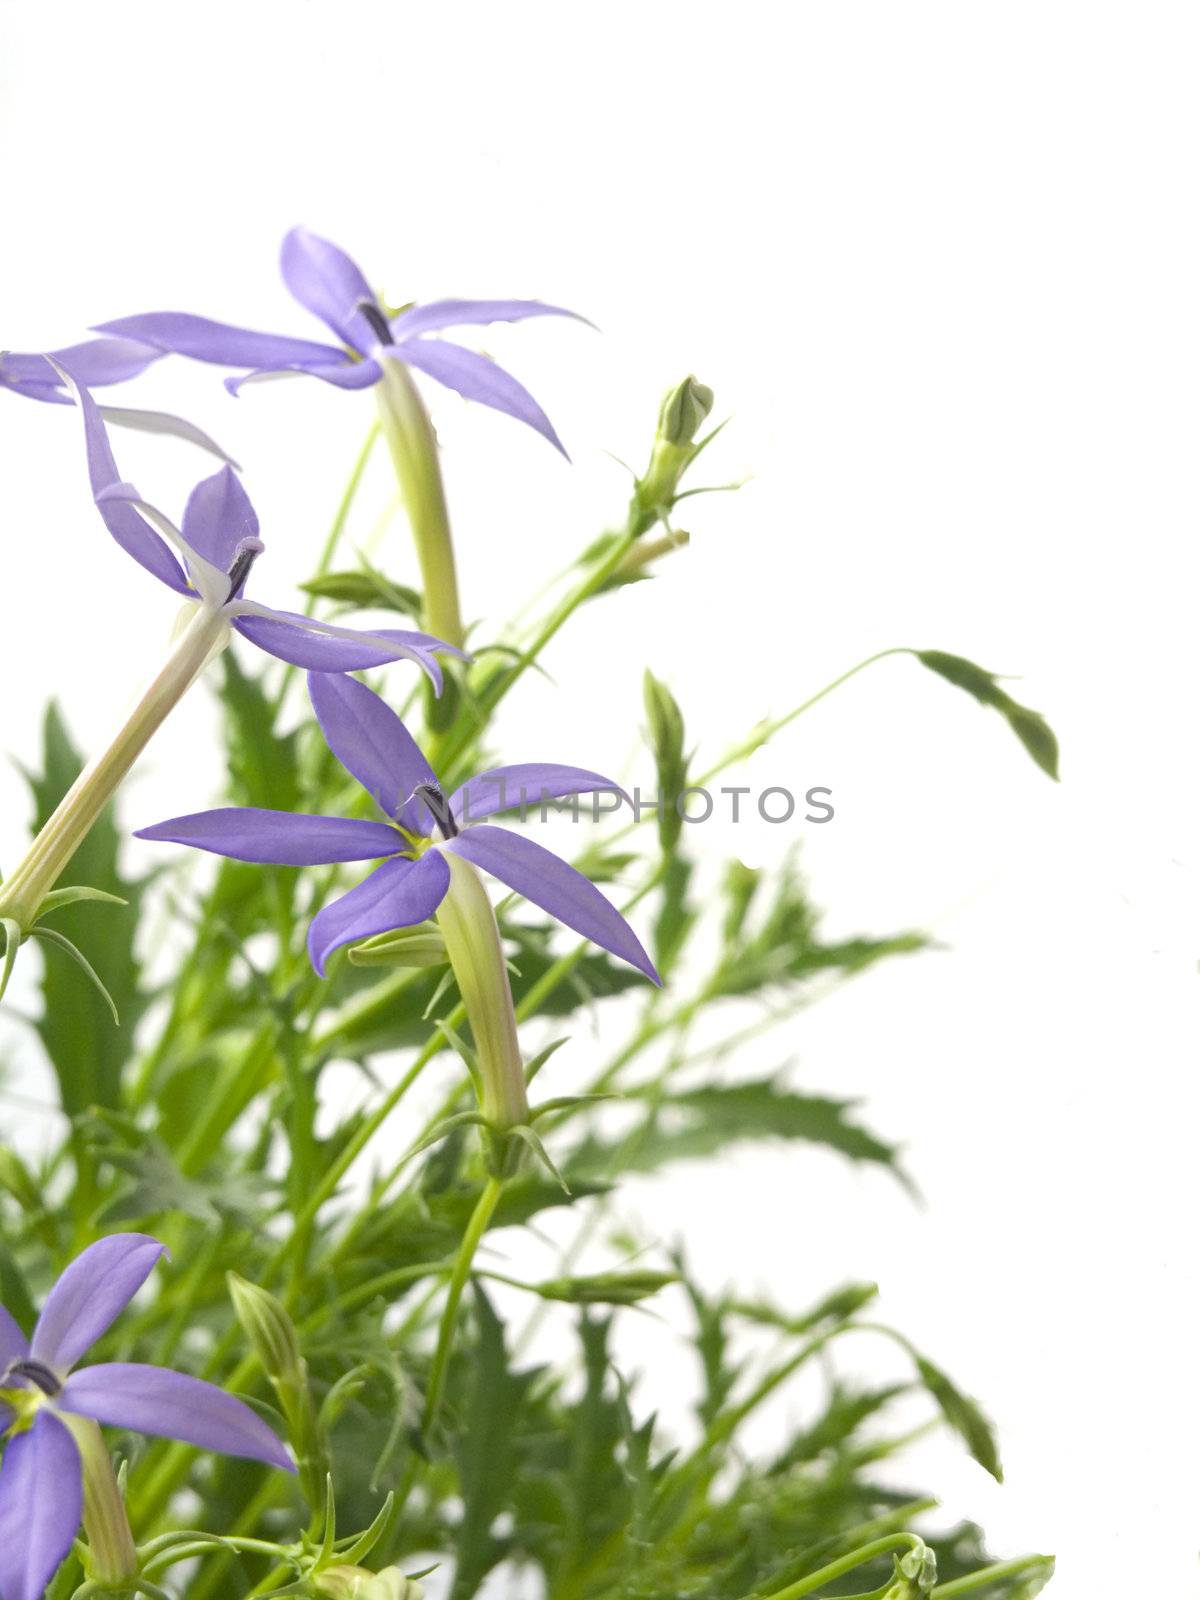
[740,1534,925,1600]
[271,421,380,716]
[308,422,381,607]
[0,605,228,932]
[422,1173,503,1435]
[932,1556,1055,1597]
[432,524,638,776]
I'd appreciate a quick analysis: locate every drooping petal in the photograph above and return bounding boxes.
[307,850,450,976]
[31,1235,166,1375]
[95,482,227,607]
[308,670,437,833]
[451,763,627,826]
[231,604,447,684]
[280,226,380,354]
[0,1305,29,1370]
[392,340,567,455]
[48,363,189,594]
[134,808,400,866]
[181,465,260,574]
[93,312,344,371]
[1,337,161,393]
[97,404,239,466]
[226,356,381,394]
[0,1412,82,1600]
[391,298,589,340]
[59,1363,294,1473]
[446,825,660,984]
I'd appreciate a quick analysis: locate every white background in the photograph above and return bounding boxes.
[2,4,1198,1594]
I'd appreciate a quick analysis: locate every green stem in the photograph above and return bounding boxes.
[431,523,638,775]
[421,1173,503,1434]
[741,1533,925,1600]
[0,605,228,931]
[310,422,381,606]
[932,1556,1055,1597]
[271,421,380,716]
[694,647,910,787]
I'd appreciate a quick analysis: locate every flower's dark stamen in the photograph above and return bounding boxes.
[355,298,394,346]
[413,782,458,839]
[6,1358,62,1397]
[225,538,265,602]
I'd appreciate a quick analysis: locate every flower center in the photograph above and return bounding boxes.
[4,1358,62,1397]
[355,298,394,346]
[225,537,265,602]
[412,782,458,839]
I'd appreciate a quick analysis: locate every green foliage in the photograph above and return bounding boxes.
[568,1079,902,1180]
[25,702,148,1113]
[0,391,1056,1599]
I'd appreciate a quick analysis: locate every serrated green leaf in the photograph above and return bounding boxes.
[449,1287,539,1600]
[570,1080,902,1180]
[913,1352,1003,1482]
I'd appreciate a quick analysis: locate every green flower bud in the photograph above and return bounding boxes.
[657,375,714,448]
[882,1544,937,1599]
[634,377,715,521]
[536,1269,677,1305]
[643,670,687,853]
[228,1272,304,1386]
[314,1565,424,1600]
[348,923,449,968]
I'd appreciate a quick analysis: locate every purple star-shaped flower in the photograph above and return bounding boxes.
[1,337,160,404]
[95,227,585,455]
[0,1235,292,1600]
[3,337,238,463]
[136,671,661,983]
[57,366,460,683]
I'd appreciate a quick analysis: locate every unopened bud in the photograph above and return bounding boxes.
[721,860,761,942]
[314,1566,424,1600]
[228,1273,304,1385]
[657,375,714,448]
[348,924,449,968]
[643,670,687,852]
[634,377,715,520]
[536,1269,677,1305]
[882,1544,937,1599]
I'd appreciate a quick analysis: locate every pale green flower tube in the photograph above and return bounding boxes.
[376,357,465,651]
[59,1413,139,1586]
[434,850,529,1129]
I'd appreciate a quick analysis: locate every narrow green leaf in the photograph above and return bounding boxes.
[35,885,128,917]
[913,1351,1003,1482]
[31,926,120,1026]
[300,567,422,618]
[915,649,1059,780]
